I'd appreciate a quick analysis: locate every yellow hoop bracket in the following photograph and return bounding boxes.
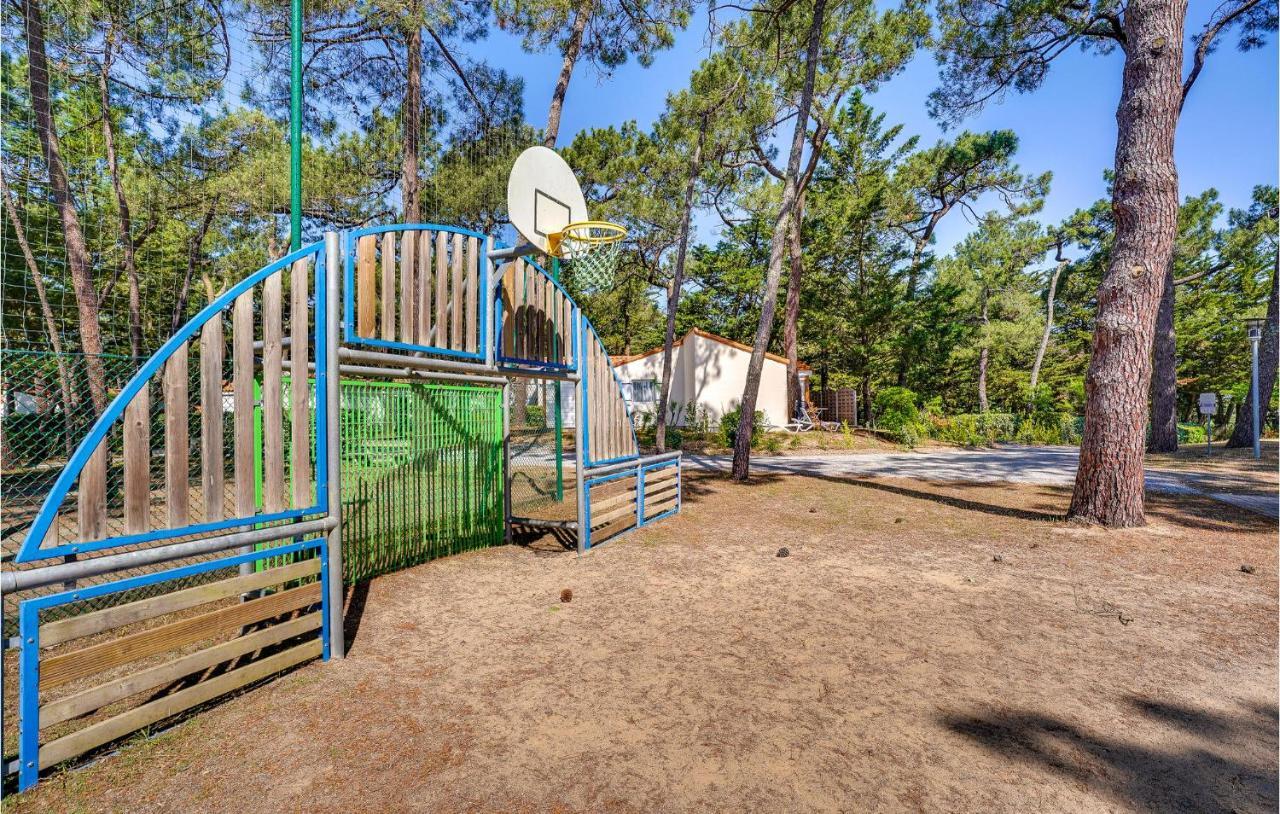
[549,220,627,258]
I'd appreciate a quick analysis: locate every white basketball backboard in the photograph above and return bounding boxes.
[507,146,588,253]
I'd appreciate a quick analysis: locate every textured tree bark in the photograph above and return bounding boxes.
[97,45,144,358]
[731,0,826,481]
[783,192,806,415]
[1147,259,1179,452]
[1068,0,1186,527]
[977,290,990,413]
[402,25,423,221]
[1227,253,1278,447]
[1029,251,1066,397]
[544,3,590,149]
[24,0,107,413]
[656,126,703,453]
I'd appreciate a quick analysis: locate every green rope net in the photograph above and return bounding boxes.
[564,241,622,290]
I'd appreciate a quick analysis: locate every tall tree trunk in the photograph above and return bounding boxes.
[977,290,990,412]
[656,125,704,452]
[24,0,107,413]
[895,212,946,386]
[1227,252,1279,447]
[1029,250,1066,398]
[783,191,806,416]
[402,25,423,221]
[731,0,826,481]
[2,172,76,454]
[97,43,143,358]
[1068,0,1186,527]
[1147,258,1179,452]
[544,2,590,149]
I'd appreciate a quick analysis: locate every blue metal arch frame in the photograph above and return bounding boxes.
[342,223,491,362]
[16,242,331,564]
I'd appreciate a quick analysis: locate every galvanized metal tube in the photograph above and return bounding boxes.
[336,363,507,387]
[574,309,588,555]
[510,517,578,530]
[488,243,537,262]
[324,231,346,659]
[338,346,499,376]
[503,380,513,545]
[585,451,681,479]
[0,518,336,594]
[497,366,579,382]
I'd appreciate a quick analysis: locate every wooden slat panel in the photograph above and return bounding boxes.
[418,230,432,345]
[290,258,311,509]
[591,501,637,529]
[434,232,448,346]
[41,558,321,648]
[450,232,463,350]
[590,486,636,515]
[356,234,376,338]
[233,292,254,519]
[645,482,679,504]
[262,272,284,514]
[164,343,189,527]
[380,231,396,340]
[200,317,224,521]
[466,236,478,352]
[41,582,321,690]
[38,639,322,770]
[400,229,416,344]
[123,386,150,535]
[501,264,516,356]
[41,613,321,728]
[534,272,546,361]
[559,290,570,364]
[644,467,679,486]
[645,496,679,517]
[77,445,107,542]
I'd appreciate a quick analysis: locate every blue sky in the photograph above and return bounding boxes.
[484,5,1279,256]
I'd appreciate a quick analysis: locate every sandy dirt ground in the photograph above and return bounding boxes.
[9,471,1278,813]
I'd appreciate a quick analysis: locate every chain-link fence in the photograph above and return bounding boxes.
[508,378,577,524]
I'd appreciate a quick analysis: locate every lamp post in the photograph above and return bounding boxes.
[1245,317,1265,459]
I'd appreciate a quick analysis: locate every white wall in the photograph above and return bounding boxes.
[615,333,792,428]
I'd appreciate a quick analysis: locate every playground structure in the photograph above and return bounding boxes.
[0,149,681,793]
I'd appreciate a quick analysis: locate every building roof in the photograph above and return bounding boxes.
[609,327,811,371]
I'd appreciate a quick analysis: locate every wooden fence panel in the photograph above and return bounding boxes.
[262,272,285,513]
[164,343,189,527]
[290,257,311,509]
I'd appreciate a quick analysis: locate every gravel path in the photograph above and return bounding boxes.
[687,445,1278,519]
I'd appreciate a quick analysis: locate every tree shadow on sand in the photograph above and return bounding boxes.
[941,696,1278,811]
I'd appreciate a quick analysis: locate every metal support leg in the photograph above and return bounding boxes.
[574,310,588,555]
[324,231,346,659]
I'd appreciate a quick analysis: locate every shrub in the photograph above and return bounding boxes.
[873,387,929,446]
[760,433,784,454]
[1177,422,1206,444]
[717,406,768,448]
[525,404,546,426]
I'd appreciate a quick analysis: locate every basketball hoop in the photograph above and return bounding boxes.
[552,221,627,290]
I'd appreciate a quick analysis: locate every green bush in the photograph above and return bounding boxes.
[525,404,546,426]
[718,406,768,448]
[873,387,930,446]
[1177,422,1207,444]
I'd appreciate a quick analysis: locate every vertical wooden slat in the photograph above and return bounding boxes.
[380,232,396,340]
[542,274,553,361]
[518,262,530,360]
[400,230,416,344]
[450,232,463,350]
[233,292,254,518]
[466,236,478,353]
[434,232,448,346]
[532,272,544,362]
[262,273,284,514]
[200,317,224,521]
[561,292,572,365]
[418,231,433,345]
[290,258,311,510]
[501,263,516,357]
[164,344,189,527]
[123,386,149,535]
[356,235,376,338]
[78,445,107,542]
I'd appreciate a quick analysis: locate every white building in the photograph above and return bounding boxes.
[610,328,809,429]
